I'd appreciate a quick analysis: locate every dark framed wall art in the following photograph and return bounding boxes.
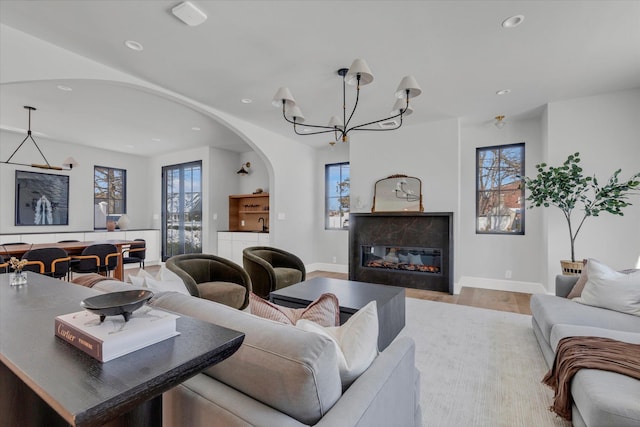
[15,170,69,225]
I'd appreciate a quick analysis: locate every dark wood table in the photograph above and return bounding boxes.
[270,277,405,351]
[1,240,137,281]
[0,271,244,427]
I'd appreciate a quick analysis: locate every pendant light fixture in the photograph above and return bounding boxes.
[273,59,422,145]
[1,106,78,170]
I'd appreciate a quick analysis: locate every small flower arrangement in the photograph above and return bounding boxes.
[9,257,28,272]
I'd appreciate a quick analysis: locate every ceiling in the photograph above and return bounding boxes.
[1,1,639,155]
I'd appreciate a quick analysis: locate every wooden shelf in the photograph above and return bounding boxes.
[229,193,269,232]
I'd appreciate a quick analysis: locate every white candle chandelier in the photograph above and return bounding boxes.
[272,59,422,145]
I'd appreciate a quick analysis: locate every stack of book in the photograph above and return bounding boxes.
[55,307,180,362]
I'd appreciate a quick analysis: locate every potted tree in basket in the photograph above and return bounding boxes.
[521,152,640,275]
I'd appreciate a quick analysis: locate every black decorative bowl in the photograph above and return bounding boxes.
[80,290,154,322]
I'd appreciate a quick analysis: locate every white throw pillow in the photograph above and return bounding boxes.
[296,301,379,387]
[127,267,190,295]
[575,258,640,316]
[156,265,183,283]
[127,268,154,287]
[145,276,190,295]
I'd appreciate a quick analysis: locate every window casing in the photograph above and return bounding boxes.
[476,143,525,234]
[325,162,350,230]
[94,166,126,229]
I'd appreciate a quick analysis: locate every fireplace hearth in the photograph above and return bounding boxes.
[349,213,453,293]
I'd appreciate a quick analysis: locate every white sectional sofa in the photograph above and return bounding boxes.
[530,274,640,427]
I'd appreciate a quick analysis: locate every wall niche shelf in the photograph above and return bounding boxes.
[229,193,269,232]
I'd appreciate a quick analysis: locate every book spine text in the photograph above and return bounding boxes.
[55,318,104,362]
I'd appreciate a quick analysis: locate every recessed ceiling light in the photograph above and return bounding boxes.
[241,98,252,104]
[502,15,524,29]
[192,127,201,131]
[496,89,511,96]
[124,144,135,149]
[57,85,73,91]
[151,138,161,142]
[124,40,144,51]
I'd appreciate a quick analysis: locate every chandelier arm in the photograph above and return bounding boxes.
[293,127,339,136]
[281,105,339,132]
[28,134,53,168]
[344,76,361,130]
[346,109,405,133]
[4,134,32,163]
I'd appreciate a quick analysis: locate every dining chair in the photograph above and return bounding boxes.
[0,255,8,274]
[22,247,71,280]
[70,244,119,277]
[122,239,146,269]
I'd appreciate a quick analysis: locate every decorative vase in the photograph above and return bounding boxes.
[106,220,116,231]
[117,214,130,230]
[10,271,27,286]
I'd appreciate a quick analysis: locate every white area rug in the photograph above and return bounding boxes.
[400,298,571,427]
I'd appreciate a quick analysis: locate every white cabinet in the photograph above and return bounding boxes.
[218,232,269,266]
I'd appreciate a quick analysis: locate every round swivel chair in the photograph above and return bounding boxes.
[242,246,306,298]
[166,254,252,310]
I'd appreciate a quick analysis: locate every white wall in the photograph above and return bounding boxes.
[238,151,269,196]
[312,142,350,271]
[211,111,317,263]
[349,118,461,282]
[459,118,545,292]
[0,130,151,234]
[544,89,640,288]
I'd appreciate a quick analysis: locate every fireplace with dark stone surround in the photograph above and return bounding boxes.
[349,213,453,294]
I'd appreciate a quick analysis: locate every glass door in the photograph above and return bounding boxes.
[162,161,202,260]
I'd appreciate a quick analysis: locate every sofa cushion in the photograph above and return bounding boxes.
[575,259,640,316]
[296,301,379,388]
[530,294,640,346]
[550,324,640,351]
[197,281,247,309]
[249,292,340,327]
[150,291,342,425]
[571,368,640,427]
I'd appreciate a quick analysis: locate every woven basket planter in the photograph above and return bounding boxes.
[560,260,584,276]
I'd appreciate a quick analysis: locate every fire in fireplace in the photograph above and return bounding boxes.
[362,245,441,274]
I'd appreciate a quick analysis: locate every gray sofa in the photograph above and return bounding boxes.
[92,280,421,427]
[530,275,640,427]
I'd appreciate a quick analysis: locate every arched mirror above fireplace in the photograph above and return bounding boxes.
[372,175,423,212]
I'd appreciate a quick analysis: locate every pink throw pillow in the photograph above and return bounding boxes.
[249,292,340,327]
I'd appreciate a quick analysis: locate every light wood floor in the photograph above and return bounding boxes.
[133,267,531,316]
[306,271,532,315]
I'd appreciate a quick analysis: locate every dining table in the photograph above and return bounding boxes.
[1,240,138,281]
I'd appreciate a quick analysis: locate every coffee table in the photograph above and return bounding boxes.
[270,277,405,351]
[0,271,244,427]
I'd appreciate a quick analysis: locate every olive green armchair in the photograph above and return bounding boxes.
[166,254,251,310]
[242,246,306,298]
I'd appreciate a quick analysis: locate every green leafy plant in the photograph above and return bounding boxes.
[521,152,640,262]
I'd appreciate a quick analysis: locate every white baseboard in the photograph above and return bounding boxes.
[306,263,348,274]
[455,276,549,295]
